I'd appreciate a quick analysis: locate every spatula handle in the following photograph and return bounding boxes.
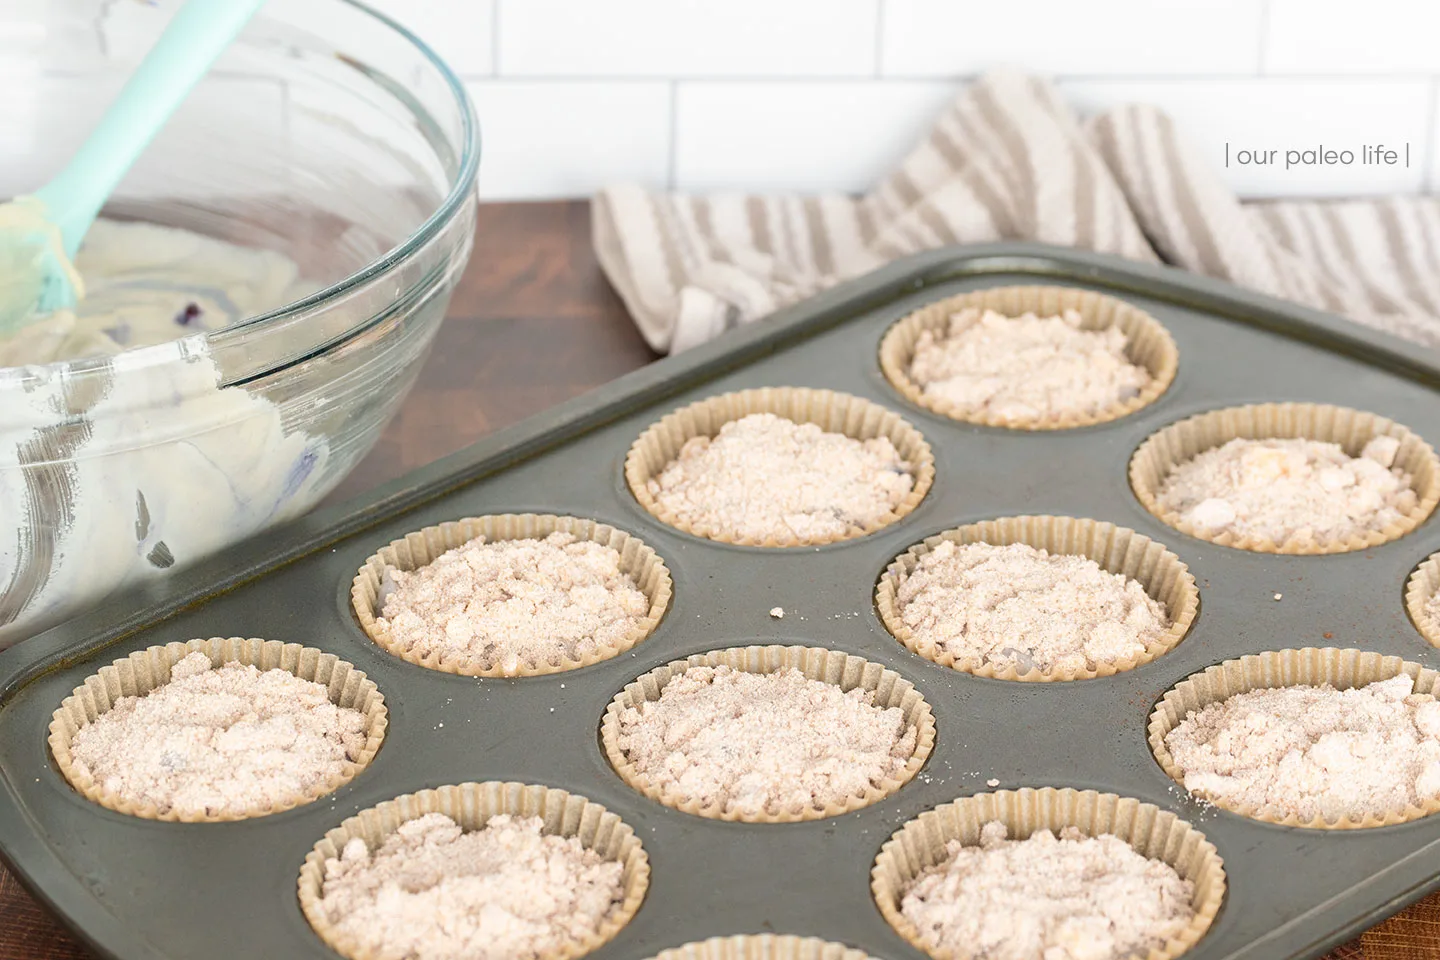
[33,0,269,258]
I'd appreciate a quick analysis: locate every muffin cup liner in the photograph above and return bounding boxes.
[298,781,649,960]
[1406,551,1440,649]
[48,637,387,822]
[878,285,1179,430]
[871,787,1225,960]
[601,644,936,822]
[643,936,874,960]
[1129,402,1440,555]
[1148,647,1440,828]
[876,515,1198,682]
[351,513,672,677]
[624,387,935,547]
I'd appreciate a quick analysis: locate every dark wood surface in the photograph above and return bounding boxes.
[0,200,1402,959]
[325,199,657,504]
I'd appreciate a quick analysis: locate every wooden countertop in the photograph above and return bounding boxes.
[0,200,1422,960]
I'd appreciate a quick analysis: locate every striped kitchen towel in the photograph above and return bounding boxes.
[592,71,1440,355]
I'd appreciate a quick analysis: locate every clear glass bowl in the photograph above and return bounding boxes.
[0,0,480,646]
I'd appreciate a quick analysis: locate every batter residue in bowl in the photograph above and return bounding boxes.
[2,218,313,366]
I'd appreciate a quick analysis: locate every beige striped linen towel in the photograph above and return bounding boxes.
[592,70,1440,355]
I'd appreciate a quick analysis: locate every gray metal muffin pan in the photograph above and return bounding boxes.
[3,243,1440,960]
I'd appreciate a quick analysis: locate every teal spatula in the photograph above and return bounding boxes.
[0,0,268,338]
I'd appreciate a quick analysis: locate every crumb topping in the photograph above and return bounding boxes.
[377,532,649,673]
[1156,436,1417,547]
[616,665,917,816]
[907,307,1150,424]
[317,813,624,960]
[645,412,915,543]
[900,821,1195,960]
[1164,673,1440,822]
[68,652,367,818]
[894,540,1170,675]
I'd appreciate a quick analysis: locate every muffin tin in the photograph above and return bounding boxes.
[4,242,1440,959]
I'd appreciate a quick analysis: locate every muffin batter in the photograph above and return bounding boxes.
[2,217,314,366]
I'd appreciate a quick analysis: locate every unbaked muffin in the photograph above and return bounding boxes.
[1155,436,1417,548]
[906,306,1151,426]
[645,412,915,544]
[892,540,1171,677]
[313,812,625,960]
[53,643,382,821]
[899,821,1196,960]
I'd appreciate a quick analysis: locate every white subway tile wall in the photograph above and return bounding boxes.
[462,81,672,199]
[879,0,1266,78]
[674,82,959,193]
[392,0,1439,200]
[497,0,879,77]
[16,0,1440,200]
[378,0,496,76]
[1264,0,1440,75]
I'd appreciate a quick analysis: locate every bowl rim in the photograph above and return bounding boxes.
[1,0,480,386]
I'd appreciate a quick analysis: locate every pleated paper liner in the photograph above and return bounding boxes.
[351,513,672,677]
[877,285,1179,430]
[298,781,649,960]
[870,787,1225,960]
[601,644,936,822]
[1129,402,1440,555]
[1149,647,1440,828]
[48,637,387,822]
[1406,551,1440,649]
[875,516,1198,682]
[624,386,936,547]
[644,935,874,960]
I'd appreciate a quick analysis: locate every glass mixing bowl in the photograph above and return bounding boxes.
[0,0,480,646]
